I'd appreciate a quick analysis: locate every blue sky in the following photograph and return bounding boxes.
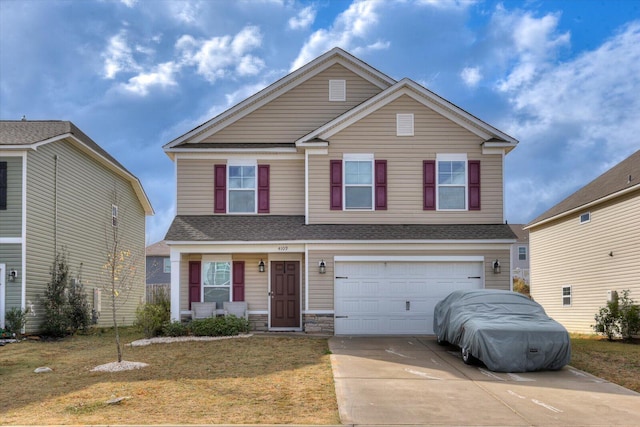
[1,0,639,244]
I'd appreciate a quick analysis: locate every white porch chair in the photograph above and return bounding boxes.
[223,301,248,320]
[191,302,217,319]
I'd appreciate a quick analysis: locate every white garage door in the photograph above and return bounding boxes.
[334,260,483,335]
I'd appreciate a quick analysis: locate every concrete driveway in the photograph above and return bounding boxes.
[329,336,640,426]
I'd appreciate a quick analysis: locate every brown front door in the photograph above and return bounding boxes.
[270,261,300,328]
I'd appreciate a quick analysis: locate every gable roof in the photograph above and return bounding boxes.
[165,215,516,242]
[163,47,396,154]
[527,149,640,228]
[508,224,529,243]
[0,120,154,215]
[146,240,170,256]
[297,78,518,151]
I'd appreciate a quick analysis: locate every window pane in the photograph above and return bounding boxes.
[345,161,372,185]
[229,166,255,189]
[203,262,230,287]
[518,247,527,260]
[203,287,230,309]
[439,161,465,185]
[345,186,372,209]
[163,258,171,273]
[439,187,465,209]
[229,190,255,213]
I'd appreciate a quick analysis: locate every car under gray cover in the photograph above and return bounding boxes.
[433,289,571,372]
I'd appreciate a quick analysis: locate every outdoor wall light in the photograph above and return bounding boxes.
[318,260,326,274]
[9,269,18,282]
[492,260,501,274]
[258,259,265,273]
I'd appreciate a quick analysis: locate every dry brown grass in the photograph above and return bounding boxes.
[570,334,640,393]
[0,328,339,425]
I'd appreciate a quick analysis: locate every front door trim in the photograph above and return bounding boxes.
[268,259,302,331]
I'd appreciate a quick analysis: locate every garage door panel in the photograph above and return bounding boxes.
[335,261,483,335]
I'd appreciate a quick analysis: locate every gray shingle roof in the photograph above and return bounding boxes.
[528,149,640,226]
[165,215,516,242]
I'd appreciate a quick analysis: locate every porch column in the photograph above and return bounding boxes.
[170,247,181,322]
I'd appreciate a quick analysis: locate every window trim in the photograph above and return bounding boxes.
[562,285,572,307]
[227,160,257,214]
[580,212,591,224]
[518,246,527,261]
[343,153,374,211]
[436,153,468,211]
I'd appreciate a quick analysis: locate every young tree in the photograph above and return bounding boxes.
[42,251,70,337]
[100,192,140,362]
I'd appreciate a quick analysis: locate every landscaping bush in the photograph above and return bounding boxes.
[42,252,71,338]
[190,315,249,337]
[162,320,189,337]
[4,307,30,337]
[66,280,92,334]
[593,289,640,341]
[135,302,170,338]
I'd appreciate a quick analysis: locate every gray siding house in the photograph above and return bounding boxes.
[0,120,153,333]
[146,240,171,301]
[163,48,518,335]
[509,224,529,286]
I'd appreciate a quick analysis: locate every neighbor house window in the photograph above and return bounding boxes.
[111,204,118,227]
[437,154,467,210]
[202,261,231,309]
[562,286,572,306]
[163,258,171,273]
[518,246,527,261]
[580,212,591,224]
[228,163,256,213]
[344,154,373,210]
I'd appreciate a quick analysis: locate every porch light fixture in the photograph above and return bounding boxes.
[258,259,265,273]
[318,260,326,274]
[9,269,17,282]
[492,260,501,274]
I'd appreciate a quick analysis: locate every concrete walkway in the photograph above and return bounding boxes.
[329,336,640,426]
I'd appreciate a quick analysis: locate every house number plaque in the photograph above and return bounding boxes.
[277,246,289,252]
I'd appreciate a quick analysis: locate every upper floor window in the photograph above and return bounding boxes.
[518,246,527,261]
[111,204,118,227]
[344,154,373,210]
[228,163,256,213]
[437,154,467,210]
[163,257,171,273]
[562,285,572,306]
[580,212,591,224]
[0,161,7,210]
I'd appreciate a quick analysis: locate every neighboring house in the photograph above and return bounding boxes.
[163,48,518,335]
[146,240,171,301]
[526,149,640,334]
[0,120,153,333]
[509,224,529,285]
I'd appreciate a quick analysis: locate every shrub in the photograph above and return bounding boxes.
[66,280,92,334]
[42,252,70,338]
[593,289,639,341]
[135,302,170,338]
[513,277,530,297]
[5,307,30,337]
[162,321,189,337]
[190,315,249,337]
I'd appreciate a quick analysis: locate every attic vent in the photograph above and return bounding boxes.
[397,113,414,136]
[329,80,346,101]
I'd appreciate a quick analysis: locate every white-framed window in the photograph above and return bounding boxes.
[518,246,527,261]
[202,259,232,309]
[580,212,591,224]
[344,154,374,210]
[329,79,346,101]
[163,258,171,273]
[396,113,414,136]
[562,285,572,306]
[111,204,118,227]
[228,161,256,213]
[437,154,467,210]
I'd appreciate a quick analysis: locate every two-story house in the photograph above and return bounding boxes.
[0,120,153,333]
[146,240,171,302]
[163,48,518,335]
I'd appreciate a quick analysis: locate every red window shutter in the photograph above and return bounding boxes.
[468,160,481,210]
[188,261,201,309]
[375,160,387,210]
[423,160,436,210]
[232,261,245,301]
[257,165,270,213]
[214,164,226,213]
[330,160,343,210]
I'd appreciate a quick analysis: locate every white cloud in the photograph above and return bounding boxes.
[102,30,141,79]
[460,66,482,87]
[177,26,264,82]
[289,5,316,30]
[291,0,385,70]
[120,62,179,96]
[120,0,137,8]
[167,0,202,24]
[416,0,477,9]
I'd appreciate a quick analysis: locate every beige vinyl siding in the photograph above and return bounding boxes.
[24,140,146,333]
[529,190,640,334]
[176,158,304,215]
[202,64,384,144]
[307,248,510,311]
[0,156,23,237]
[1,243,22,311]
[308,95,504,224]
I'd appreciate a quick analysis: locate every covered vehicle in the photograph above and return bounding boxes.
[433,289,571,372]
